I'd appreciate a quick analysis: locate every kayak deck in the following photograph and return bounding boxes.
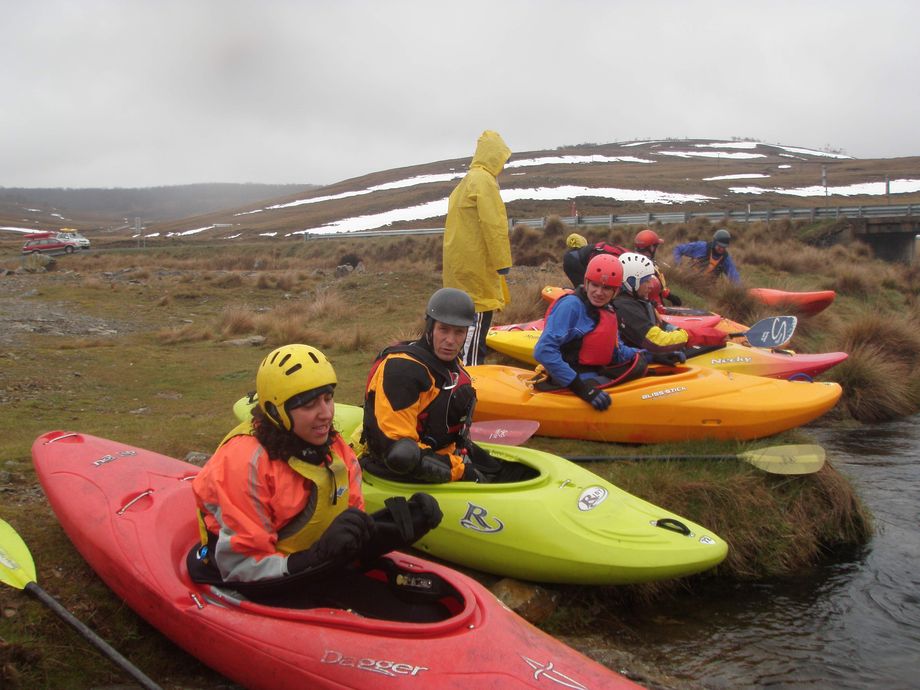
[469,364,842,443]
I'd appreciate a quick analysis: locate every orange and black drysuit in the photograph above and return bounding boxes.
[363,339,488,482]
[190,420,442,609]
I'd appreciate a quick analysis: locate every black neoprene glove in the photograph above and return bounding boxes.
[666,292,683,306]
[385,438,452,483]
[287,507,373,574]
[409,492,443,530]
[416,453,453,483]
[461,463,486,483]
[650,351,687,365]
[568,376,612,411]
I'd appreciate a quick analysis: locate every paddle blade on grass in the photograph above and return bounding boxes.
[739,444,826,475]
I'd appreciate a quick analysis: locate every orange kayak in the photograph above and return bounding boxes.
[748,288,836,316]
[469,364,842,444]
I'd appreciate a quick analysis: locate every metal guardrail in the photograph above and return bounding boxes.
[508,203,919,229]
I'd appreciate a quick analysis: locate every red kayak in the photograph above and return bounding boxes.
[748,288,836,317]
[32,430,641,690]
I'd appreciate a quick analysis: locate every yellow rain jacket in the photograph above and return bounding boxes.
[443,130,512,313]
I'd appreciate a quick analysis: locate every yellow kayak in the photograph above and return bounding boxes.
[486,329,848,380]
[469,364,842,443]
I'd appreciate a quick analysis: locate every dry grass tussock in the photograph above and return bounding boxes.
[256,271,302,291]
[156,323,214,345]
[741,240,831,277]
[827,343,920,422]
[494,270,558,326]
[217,306,258,337]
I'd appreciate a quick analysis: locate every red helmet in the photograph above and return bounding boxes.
[634,229,664,250]
[584,253,623,289]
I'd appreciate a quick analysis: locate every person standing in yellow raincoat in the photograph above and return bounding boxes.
[442,130,512,366]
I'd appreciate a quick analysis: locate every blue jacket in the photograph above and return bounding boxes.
[534,293,641,387]
[673,241,741,283]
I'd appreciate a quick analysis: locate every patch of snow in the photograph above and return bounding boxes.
[704,173,770,181]
[178,226,212,236]
[658,151,766,160]
[506,155,654,168]
[773,145,851,159]
[729,178,920,197]
[695,141,760,149]
[500,186,713,205]
[300,184,714,235]
[266,172,465,210]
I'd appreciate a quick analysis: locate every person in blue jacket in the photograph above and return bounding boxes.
[533,253,647,411]
[672,228,741,283]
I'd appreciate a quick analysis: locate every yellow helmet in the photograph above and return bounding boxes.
[566,233,588,249]
[256,344,337,431]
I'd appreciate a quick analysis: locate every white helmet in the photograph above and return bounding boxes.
[618,252,656,295]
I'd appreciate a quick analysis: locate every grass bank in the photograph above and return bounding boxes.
[0,224,889,687]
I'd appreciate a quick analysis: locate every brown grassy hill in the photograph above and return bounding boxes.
[1,138,918,246]
[138,138,920,239]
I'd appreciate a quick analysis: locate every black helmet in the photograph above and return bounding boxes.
[426,288,476,327]
[713,228,731,248]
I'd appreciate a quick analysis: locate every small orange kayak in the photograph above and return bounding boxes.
[469,364,842,444]
[748,288,836,317]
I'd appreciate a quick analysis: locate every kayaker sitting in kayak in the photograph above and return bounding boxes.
[189,344,445,619]
[633,227,683,308]
[533,253,647,411]
[362,288,535,484]
[672,228,741,283]
[613,252,726,359]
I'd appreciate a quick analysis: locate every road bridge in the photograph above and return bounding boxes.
[847,216,920,264]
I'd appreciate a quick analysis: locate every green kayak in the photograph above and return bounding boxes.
[234,397,729,585]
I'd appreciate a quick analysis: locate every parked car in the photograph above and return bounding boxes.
[21,231,90,255]
[57,228,91,249]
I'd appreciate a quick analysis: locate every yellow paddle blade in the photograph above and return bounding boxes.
[0,519,37,590]
[740,444,826,475]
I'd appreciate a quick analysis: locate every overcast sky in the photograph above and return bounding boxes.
[3,0,918,189]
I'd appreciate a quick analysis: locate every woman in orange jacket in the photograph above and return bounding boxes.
[190,344,443,618]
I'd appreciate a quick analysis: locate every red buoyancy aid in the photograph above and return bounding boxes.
[578,306,619,366]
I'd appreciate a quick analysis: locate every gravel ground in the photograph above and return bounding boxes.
[0,269,130,347]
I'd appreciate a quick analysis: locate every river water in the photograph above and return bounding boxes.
[607,416,920,689]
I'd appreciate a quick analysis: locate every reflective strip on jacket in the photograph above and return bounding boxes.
[192,422,363,583]
[442,130,513,312]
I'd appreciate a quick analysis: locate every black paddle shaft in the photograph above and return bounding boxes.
[26,582,162,690]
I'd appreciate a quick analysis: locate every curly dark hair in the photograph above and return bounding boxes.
[251,407,339,465]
